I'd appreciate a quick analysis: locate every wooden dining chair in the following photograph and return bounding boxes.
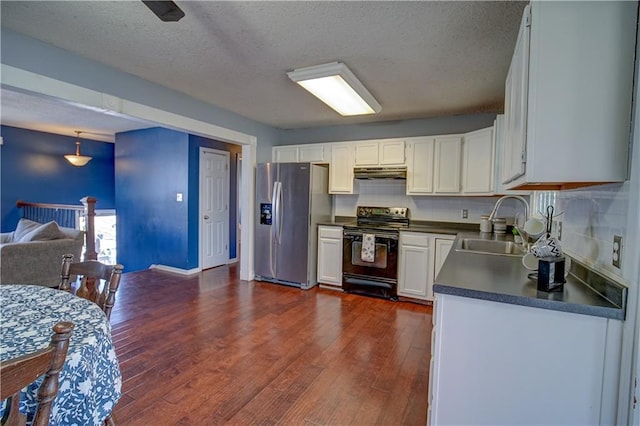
[0,321,74,426]
[59,254,124,321]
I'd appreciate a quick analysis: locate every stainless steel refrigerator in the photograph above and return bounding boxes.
[255,163,332,289]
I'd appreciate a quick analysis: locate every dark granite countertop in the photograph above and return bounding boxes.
[434,232,627,320]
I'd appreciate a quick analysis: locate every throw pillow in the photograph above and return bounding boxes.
[12,218,42,241]
[18,220,66,242]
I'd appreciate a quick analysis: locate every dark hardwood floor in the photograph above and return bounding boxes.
[110,264,432,425]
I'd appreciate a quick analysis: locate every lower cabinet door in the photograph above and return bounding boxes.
[398,233,430,299]
[317,237,342,286]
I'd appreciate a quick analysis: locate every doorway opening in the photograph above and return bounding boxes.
[79,209,117,263]
[236,153,242,263]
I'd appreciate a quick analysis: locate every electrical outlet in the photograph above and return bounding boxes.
[176,193,183,202]
[461,209,468,219]
[556,221,563,240]
[612,235,622,268]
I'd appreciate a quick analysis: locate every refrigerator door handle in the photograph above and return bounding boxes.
[277,182,284,242]
[270,181,279,275]
[274,181,283,243]
[271,181,279,243]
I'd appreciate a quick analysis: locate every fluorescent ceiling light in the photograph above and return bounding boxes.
[287,62,381,116]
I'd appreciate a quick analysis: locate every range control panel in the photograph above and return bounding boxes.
[356,206,409,219]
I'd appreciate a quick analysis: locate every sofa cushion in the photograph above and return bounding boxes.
[13,219,41,242]
[14,219,66,242]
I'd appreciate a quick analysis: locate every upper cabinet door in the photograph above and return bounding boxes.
[433,136,462,193]
[502,5,530,185]
[329,143,354,194]
[299,144,326,163]
[406,138,434,195]
[273,146,299,163]
[379,140,405,165]
[462,127,494,194]
[502,2,635,190]
[355,140,406,166]
[354,142,379,166]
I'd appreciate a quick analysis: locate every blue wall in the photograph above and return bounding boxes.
[115,128,190,272]
[115,129,241,272]
[0,125,115,232]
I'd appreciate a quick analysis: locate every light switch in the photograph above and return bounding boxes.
[176,193,183,202]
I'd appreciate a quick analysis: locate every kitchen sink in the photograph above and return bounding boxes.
[455,238,526,256]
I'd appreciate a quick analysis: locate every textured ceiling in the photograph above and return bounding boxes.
[1,89,152,142]
[0,1,527,135]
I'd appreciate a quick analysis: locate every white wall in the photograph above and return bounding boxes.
[334,180,522,223]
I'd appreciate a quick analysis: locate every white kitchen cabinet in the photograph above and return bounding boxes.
[433,135,462,193]
[406,137,434,195]
[399,232,454,301]
[502,2,636,190]
[299,144,326,163]
[493,114,531,196]
[433,237,454,284]
[329,143,354,194]
[462,127,494,194]
[354,139,405,166]
[317,226,343,287]
[379,140,405,165]
[429,293,622,425]
[398,232,430,300]
[273,146,298,163]
[272,144,327,163]
[502,6,529,185]
[354,141,379,166]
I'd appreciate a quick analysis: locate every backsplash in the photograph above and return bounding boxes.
[334,180,630,283]
[333,180,521,223]
[553,182,629,282]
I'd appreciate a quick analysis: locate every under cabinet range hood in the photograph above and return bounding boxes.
[354,167,407,180]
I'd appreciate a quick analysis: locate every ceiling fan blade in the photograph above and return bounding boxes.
[142,1,185,22]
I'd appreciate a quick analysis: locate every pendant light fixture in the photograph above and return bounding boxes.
[64,131,92,167]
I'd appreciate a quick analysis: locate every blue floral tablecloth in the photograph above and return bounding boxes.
[0,285,121,426]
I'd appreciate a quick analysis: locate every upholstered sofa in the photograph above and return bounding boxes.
[0,219,85,287]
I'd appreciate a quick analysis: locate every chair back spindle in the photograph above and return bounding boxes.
[59,255,123,321]
[0,321,74,426]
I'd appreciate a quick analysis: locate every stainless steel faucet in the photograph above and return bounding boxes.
[488,195,530,225]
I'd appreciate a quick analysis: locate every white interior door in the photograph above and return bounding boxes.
[200,148,229,269]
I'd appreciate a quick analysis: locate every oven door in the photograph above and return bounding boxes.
[342,229,398,282]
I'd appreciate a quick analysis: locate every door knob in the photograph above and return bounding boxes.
[204,215,210,219]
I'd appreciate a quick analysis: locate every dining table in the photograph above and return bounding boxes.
[0,284,121,425]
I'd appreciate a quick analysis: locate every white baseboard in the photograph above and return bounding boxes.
[149,264,200,276]
[227,258,238,264]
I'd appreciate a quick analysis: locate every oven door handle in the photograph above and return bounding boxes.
[343,231,399,240]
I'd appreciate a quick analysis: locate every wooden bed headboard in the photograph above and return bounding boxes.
[16,196,98,261]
